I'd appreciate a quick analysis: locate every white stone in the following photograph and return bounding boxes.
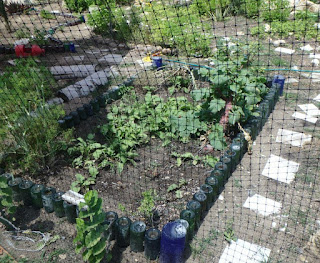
[309,53,320,59]
[243,194,282,216]
[300,44,314,51]
[218,195,224,201]
[285,77,299,83]
[265,24,271,32]
[276,129,312,147]
[275,47,295,54]
[292,112,318,123]
[314,94,320,102]
[262,154,300,184]
[298,103,320,116]
[311,59,320,66]
[7,60,16,66]
[219,239,271,263]
[236,31,244,36]
[98,54,123,64]
[291,66,299,70]
[272,222,277,228]
[273,40,286,47]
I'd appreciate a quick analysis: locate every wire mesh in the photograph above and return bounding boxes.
[0,0,320,262]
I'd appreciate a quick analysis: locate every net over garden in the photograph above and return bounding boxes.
[0,0,320,262]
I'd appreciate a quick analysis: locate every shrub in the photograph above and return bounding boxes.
[239,0,262,18]
[0,58,73,173]
[191,0,231,19]
[261,0,291,22]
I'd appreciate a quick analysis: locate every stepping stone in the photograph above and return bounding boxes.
[46,97,64,106]
[285,77,299,84]
[275,47,295,54]
[262,154,300,184]
[314,94,320,102]
[311,59,319,66]
[64,56,85,62]
[276,129,312,147]
[300,44,313,51]
[298,104,320,116]
[98,54,123,64]
[219,239,271,263]
[309,54,320,59]
[243,194,282,216]
[50,65,96,78]
[292,112,317,123]
[136,59,153,69]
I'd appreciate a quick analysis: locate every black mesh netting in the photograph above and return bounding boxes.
[0,0,320,262]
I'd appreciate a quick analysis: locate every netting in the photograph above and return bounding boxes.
[0,0,320,262]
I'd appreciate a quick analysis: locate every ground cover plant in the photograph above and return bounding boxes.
[0,58,72,173]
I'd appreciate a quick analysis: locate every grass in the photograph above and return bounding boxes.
[190,228,220,261]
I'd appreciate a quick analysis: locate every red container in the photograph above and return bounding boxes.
[15,45,45,57]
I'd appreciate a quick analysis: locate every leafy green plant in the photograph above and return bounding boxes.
[40,10,55,19]
[138,189,155,222]
[167,179,187,199]
[71,169,98,194]
[171,152,218,168]
[68,134,112,172]
[0,176,15,219]
[191,0,232,21]
[261,0,290,22]
[74,190,108,263]
[224,219,237,243]
[239,0,262,18]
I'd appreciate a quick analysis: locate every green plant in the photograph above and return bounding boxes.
[138,189,155,222]
[118,203,127,213]
[224,219,237,243]
[40,10,55,19]
[171,152,218,168]
[239,0,262,18]
[191,0,232,21]
[68,134,112,172]
[191,228,220,260]
[167,179,187,199]
[74,190,108,263]
[71,169,98,194]
[261,0,290,22]
[0,176,15,219]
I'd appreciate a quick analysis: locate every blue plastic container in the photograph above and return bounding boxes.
[152,56,163,69]
[272,75,285,96]
[69,42,76,52]
[160,222,187,263]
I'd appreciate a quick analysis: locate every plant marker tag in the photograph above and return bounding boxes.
[298,104,320,117]
[262,154,300,184]
[243,194,282,216]
[219,239,271,263]
[276,129,312,147]
[292,112,317,124]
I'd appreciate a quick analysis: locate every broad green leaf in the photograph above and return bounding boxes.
[75,174,85,182]
[176,190,183,199]
[85,231,102,248]
[75,244,83,254]
[211,75,229,87]
[177,158,182,167]
[92,239,107,256]
[190,88,210,101]
[89,167,98,177]
[167,184,179,192]
[245,94,261,105]
[209,98,226,114]
[82,248,92,261]
[0,180,8,188]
